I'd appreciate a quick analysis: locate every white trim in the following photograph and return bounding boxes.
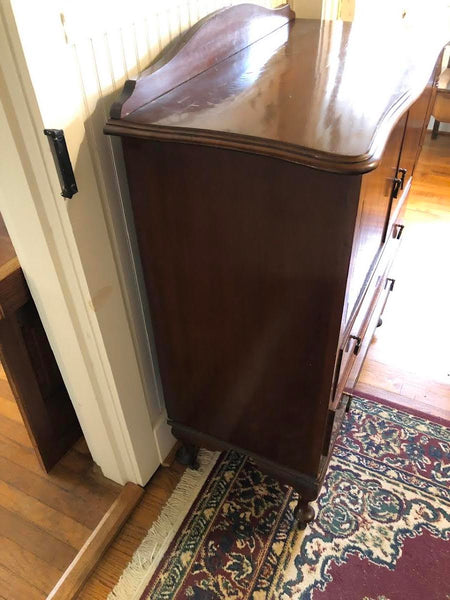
[321,0,340,20]
[0,1,162,485]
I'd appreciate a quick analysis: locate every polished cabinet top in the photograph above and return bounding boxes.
[105,4,447,173]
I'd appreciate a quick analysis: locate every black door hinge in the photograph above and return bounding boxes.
[44,129,78,199]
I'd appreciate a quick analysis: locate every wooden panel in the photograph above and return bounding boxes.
[123,138,360,477]
[344,114,406,322]
[395,53,442,200]
[0,215,29,317]
[345,275,394,392]
[0,212,82,471]
[112,4,294,118]
[0,300,82,471]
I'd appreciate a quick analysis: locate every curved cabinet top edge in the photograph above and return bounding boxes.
[106,6,447,174]
[110,3,295,119]
[103,79,428,175]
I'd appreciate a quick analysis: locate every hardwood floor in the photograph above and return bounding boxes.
[0,362,121,600]
[78,460,185,600]
[357,132,450,419]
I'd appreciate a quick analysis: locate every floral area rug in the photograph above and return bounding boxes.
[109,397,450,600]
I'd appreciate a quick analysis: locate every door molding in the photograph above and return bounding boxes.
[0,1,170,484]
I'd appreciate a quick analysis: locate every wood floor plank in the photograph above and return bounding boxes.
[0,455,105,529]
[0,479,91,548]
[0,432,117,517]
[0,563,44,600]
[0,536,62,595]
[0,413,32,447]
[0,395,25,423]
[0,431,42,474]
[0,505,76,571]
[0,378,15,402]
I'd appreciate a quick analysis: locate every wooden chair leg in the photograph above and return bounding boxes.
[431,119,440,139]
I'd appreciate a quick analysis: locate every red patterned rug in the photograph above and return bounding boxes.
[109,396,450,600]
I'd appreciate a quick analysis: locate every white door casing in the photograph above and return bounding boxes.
[0,0,166,485]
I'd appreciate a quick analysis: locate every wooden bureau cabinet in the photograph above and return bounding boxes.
[105,5,446,528]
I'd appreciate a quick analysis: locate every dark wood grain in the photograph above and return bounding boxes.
[106,16,447,173]
[0,302,82,471]
[343,114,407,325]
[111,3,294,119]
[0,215,29,318]
[123,139,361,480]
[0,214,81,471]
[106,6,445,524]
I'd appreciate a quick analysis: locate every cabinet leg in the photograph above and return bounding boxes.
[345,395,353,413]
[431,119,440,139]
[294,496,315,530]
[175,443,199,470]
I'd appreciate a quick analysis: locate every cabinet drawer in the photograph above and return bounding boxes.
[345,274,395,392]
[331,257,397,409]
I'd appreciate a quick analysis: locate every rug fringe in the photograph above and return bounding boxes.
[108,449,219,600]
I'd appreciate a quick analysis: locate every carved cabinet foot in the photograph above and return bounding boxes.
[345,395,353,413]
[176,443,199,470]
[294,497,316,530]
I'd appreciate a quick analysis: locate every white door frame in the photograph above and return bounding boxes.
[0,1,174,485]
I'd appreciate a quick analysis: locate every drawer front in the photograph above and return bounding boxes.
[331,272,395,409]
[331,244,398,409]
[333,189,408,402]
[344,114,406,325]
[345,274,395,392]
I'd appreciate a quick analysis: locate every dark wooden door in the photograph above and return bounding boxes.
[0,215,81,471]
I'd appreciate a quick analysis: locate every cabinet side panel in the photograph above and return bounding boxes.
[122,140,360,476]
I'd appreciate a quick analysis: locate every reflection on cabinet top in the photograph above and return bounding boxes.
[105,4,447,174]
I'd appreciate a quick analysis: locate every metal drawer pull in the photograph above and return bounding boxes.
[393,167,408,198]
[392,177,402,198]
[395,224,405,239]
[385,277,396,291]
[350,335,362,356]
